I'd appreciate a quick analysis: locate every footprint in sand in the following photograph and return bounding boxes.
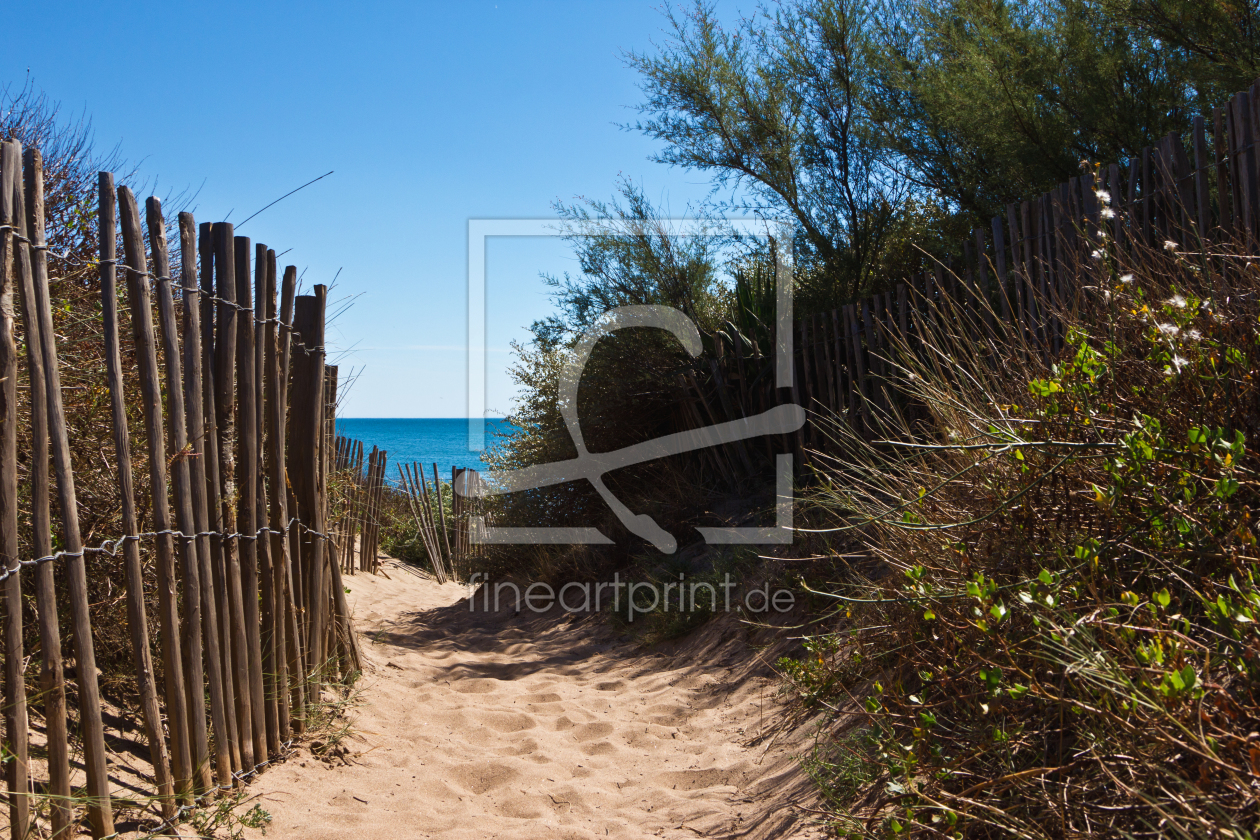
[453,678,497,694]
[476,711,537,733]
[574,722,614,742]
[450,762,518,795]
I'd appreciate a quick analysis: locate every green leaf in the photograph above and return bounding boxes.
[1156,589,1171,608]
[1029,378,1062,397]
[1180,665,1196,690]
[1215,477,1240,499]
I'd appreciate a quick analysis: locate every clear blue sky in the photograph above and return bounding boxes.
[1,0,750,418]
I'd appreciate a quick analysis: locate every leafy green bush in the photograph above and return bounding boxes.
[789,208,1260,835]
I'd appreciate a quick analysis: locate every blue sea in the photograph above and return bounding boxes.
[335,418,516,483]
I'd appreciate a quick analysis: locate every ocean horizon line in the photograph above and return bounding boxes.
[337,416,514,421]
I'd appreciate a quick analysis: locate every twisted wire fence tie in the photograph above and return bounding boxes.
[2,519,342,582]
[97,263,328,348]
[0,224,31,244]
[113,269,306,331]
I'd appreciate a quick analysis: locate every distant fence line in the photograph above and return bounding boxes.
[681,80,1260,482]
[327,435,486,582]
[0,140,363,838]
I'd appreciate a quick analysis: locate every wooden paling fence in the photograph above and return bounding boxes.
[451,467,486,577]
[331,435,391,575]
[684,79,1260,479]
[0,141,362,839]
[395,463,484,583]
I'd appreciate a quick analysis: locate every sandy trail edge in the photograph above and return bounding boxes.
[242,561,826,840]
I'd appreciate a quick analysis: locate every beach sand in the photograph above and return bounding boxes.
[241,559,824,840]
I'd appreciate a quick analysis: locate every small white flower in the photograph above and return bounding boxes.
[1091,249,1104,260]
[1186,329,1202,341]
[1157,322,1180,336]
[1100,207,1116,219]
[1165,294,1187,309]
[1120,274,1134,285]
[1095,189,1112,205]
[1163,240,1179,252]
[1171,355,1189,371]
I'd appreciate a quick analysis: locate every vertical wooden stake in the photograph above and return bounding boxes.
[200,222,242,773]
[119,186,194,798]
[0,137,28,840]
[434,463,452,577]
[104,178,177,820]
[20,147,72,839]
[233,235,268,765]
[258,245,282,755]
[180,213,233,788]
[278,266,306,729]
[1214,107,1232,234]
[47,160,114,832]
[214,223,255,772]
[147,196,210,796]
[292,289,329,678]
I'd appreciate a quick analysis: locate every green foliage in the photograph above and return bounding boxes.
[184,794,273,840]
[627,0,937,303]
[624,0,1260,301]
[796,224,1260,834]
[777,634,858,706]
[870,0,1260,225]
[532,178,728,346]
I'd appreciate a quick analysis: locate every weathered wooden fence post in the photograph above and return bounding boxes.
[147,197,212,795]
[103,180,177,817]
[201,221,243,774]
[180,211,233,788]
[119,185,193,806]
[234,233,268,766]
[0,136,29,840]
[19,147,72,839]
[50,164,114,836]
[258,245,282,754]
[292,288,329,676]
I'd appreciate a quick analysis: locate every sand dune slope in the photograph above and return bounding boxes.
[243,561,824,840]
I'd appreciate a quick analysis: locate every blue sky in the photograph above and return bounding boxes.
[1,0,750,417]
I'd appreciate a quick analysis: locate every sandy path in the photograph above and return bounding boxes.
[242,561,822,840]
